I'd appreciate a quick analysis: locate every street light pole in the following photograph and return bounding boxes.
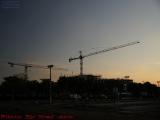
[47,65,54,104]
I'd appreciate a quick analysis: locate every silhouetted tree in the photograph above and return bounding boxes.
[26,80,40,99]
[0,75,28,100]
[142,82,158,98]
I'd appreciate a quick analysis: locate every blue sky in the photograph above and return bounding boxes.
[0,0,160,84]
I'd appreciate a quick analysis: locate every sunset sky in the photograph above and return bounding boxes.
[0,0,160,84]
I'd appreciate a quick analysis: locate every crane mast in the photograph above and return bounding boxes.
[69,41,140,76]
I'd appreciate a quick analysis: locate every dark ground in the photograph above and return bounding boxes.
[0,100,160,120]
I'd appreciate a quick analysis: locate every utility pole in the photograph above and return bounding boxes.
[79,51,83,76]
[47,65,54,104]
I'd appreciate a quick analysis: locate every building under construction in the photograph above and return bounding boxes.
[57,74,133,100]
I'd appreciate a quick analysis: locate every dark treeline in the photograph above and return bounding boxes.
[58,75,160,100]
[0,76,54,100]
[0,75,159,101]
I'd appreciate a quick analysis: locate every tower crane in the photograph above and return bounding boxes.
[8,62,48,80]
[69,41,140,76]
[8,62,68,104]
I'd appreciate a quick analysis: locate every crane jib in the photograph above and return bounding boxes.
[84,41,140,58]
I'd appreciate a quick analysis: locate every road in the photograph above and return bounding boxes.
[0,100,160,120]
